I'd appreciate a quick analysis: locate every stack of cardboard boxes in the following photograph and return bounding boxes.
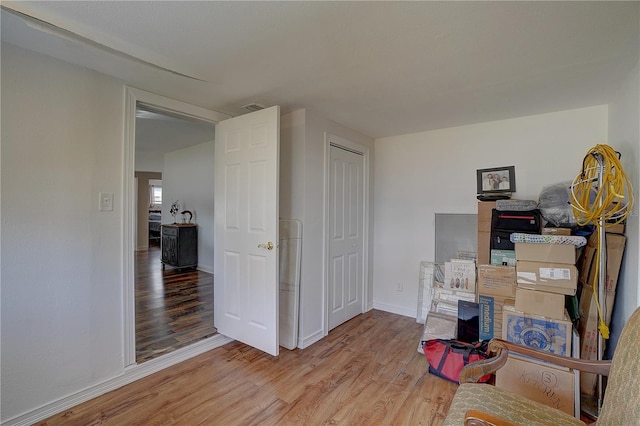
[513,240,578,321]
[477,201,582,416]
[477,201,517,342]
[470,200,628,413]
[417,198,626,413]
[477,264,516,341]
[497,240,580,417]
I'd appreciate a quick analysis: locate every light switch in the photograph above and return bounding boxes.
[99,192,114,211]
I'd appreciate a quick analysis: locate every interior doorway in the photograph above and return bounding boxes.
[125,90,224,365]
[124,88,283,366]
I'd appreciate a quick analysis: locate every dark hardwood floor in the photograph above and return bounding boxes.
[39,310,459,425]
[135,245,216,363]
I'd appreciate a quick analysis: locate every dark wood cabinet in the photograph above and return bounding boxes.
[161,224,197,271]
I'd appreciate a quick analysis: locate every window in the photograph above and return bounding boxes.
[151,186,162,205]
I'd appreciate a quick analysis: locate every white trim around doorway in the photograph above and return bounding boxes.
[123,87,229,367]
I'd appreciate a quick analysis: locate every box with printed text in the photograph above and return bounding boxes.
[495,354,576,416]
[479,294,515,341]
[490,249,516,266]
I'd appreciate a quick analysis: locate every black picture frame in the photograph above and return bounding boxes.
[476,166,516,194]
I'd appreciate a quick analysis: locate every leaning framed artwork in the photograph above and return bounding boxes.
[476,165,516,195]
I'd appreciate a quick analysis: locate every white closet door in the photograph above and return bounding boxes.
[328,144,364,330]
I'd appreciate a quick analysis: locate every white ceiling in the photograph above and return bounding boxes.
[2,1,638,138]
[135,107,214,154]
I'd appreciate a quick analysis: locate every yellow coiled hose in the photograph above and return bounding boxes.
[570,144,633,339]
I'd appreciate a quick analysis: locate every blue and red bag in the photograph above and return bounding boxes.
[422,339,491,383]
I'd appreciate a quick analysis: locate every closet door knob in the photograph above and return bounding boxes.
[258,241,274,250]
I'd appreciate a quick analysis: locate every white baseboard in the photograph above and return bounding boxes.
[197,264,214,274]
[297,303,412,350]
[4,334,233,426]
[372,301,416,319]
[299,329,325,349]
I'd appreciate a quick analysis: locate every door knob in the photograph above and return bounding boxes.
[258,241,275,250]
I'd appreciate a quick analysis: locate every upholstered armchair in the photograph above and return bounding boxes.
[444,306,640,425]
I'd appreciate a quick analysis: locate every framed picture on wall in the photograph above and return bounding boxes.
[476,165,516,195]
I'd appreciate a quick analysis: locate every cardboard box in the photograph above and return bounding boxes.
[444,260,476,293]
[495,354,576,415]
[583,232,626,293]
[477,202,496,265]
[577,243,597,285]
[578,285,617,335]
[478,264,516,298]
[516,261,577,296]
[515,288,565,320]
[605,222,625,234]
[577,285,616,395]
[542,227,572,236]
[477,231,491,265]
[503,307,572,356]
[515,243,577,264]
[490,249,516,266]
[576,231,625,395]
[478,294,515,341]
[478,201,496,227]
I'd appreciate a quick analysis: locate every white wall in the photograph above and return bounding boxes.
[607,57,640,356]
[135,150,164,173]
[373,106,608,317]
[280,109,306,222]
[280,109,375,348]
[1,44,125,422]
[162,141,216,273]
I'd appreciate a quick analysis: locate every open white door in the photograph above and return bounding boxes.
[214,106,280,356]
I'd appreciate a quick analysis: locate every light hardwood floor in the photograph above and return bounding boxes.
[39,310,458,425]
